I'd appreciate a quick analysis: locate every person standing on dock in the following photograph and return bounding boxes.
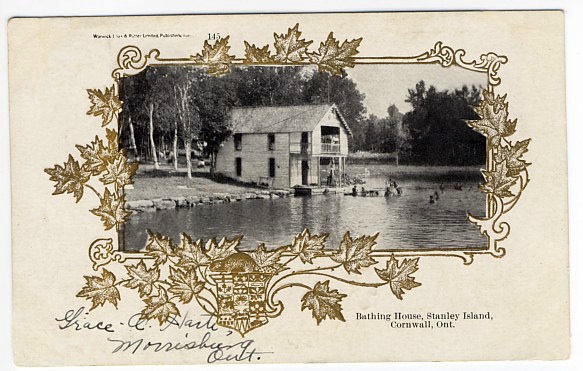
[327,163,336,187]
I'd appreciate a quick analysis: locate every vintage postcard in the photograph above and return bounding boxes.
[9,11,569,366]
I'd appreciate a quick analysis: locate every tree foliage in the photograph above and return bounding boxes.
[119,65,367,174]
[119,68,485,172]
[403,81,485,165]
[301,69,366,139]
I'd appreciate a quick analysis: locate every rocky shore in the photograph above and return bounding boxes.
[126,189,294,212]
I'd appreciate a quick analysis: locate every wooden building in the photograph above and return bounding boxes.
[215,104,352,189]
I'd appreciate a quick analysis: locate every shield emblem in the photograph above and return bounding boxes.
[210,272,273,335]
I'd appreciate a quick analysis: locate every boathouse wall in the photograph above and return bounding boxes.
[215,132,290,189]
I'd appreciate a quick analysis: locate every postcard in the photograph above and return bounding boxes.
[8,11,569,366]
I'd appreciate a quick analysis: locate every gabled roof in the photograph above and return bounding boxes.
[230,104,352,135]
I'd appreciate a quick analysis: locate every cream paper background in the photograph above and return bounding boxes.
[9,11,568,366]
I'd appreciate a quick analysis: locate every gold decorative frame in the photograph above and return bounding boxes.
[45,25,530,335]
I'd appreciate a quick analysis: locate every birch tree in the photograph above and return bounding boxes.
[172,67,204,179]
[145,100,159,169]
[142,67,177,170]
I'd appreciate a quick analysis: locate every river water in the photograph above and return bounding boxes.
[123,166,488,252]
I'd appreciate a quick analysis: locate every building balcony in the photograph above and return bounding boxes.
[290,142,311,154]
[321,143,340,153]
[290,142,342,155]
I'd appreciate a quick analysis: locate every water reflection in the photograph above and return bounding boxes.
[124,172,487,252]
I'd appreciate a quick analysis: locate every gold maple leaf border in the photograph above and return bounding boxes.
[78,228,423,332]
[44,25,532,333]
[194,23,362,76]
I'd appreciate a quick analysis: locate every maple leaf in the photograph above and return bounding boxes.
[331,231,378,274]
[467,90,516,147]
[249,244,287,273]
[140,287,180,325]
[45,154,92,203]
[76,268,121,310]
[145,230,177,266]
[90,188,132,231]
[494,139,531,177]
[480,160,518,198]
[191,36,235,76]
[76,136,107,176]
[123,260,160,297]
[273,23,313,63]
[205,236,242,261]
[86,85,122,127]
[99,154,138,189]
[375,255,421,300]
[243,41,273,63]
[101,128,121,162]
[175,233,211,270]
[301,280,346,325]
[289,228,328,264]
[483,90,507,114]
[168,266,205,304]
[307,33,362,76]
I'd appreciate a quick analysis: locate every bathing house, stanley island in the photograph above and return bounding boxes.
[215,104,352,189]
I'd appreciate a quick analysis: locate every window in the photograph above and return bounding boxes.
[235,157,242,177]
[300,132,309,154]
[234,133,242,151]
[268,133,275,150]
[269,158,276,178]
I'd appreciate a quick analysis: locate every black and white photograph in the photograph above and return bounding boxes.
[120,63,488,251]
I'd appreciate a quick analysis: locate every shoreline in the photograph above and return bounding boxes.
[124,163,483,212]
[125,189,294,212]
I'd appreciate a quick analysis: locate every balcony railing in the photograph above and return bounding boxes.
[321,143,340,153]
[290,142,311,154]
[290,142,341,154]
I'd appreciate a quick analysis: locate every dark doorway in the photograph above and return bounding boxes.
[269,158,276,178]
[300,132,309,154]
[301,160,309,185]
[235,157,242,177]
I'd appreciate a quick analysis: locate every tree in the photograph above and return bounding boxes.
[198,77,236,176]
[119,78,139,159]
[172,67,203,179]
[119,68,176,169]
[386,104,410,166]
[362,115,380,152]
[402,81,485,165]
[163,66,237,178]
[231,66,305,107]
[302,69,367,144]
[120,74,154,162]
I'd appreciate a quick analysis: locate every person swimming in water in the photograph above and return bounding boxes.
[429,195,435,204]
[434,190,440,200]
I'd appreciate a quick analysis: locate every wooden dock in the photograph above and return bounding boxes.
[294,186,402,197]
[293,186,346,196]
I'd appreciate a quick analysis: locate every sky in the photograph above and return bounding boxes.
[346,64,487,117]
